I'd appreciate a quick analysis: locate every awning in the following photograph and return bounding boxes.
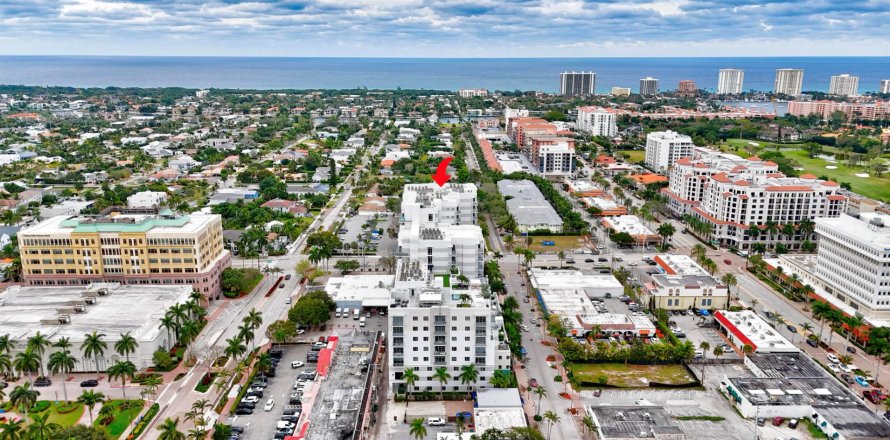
[317,348,333,377]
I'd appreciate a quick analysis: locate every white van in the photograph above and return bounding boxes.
[335,307,342,318]
[353,309,360,320]
[359,317,366,327]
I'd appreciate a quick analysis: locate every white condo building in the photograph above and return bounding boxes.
[576,106,618,137]
[662,148,847,250]
[639,77,659,96]
[717,69,745,95]
[828,74,859,96]
[774,69,804,96]
[560,71,596,96]
[388,260,512,395]
[644,130,695,172]
[881,80,890,94]
[815,213,890,321]
[398,183,483,279]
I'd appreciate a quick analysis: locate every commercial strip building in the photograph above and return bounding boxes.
[388,260,512,394]
[714,310,797,354]
[18,211,231,299]
[786,100,890,121]
[601,215,660,247]
[717,69,745,95]
[774,68,804,96]
[576,106,618,137]
[721,350,890,439]
[828,74,859,96]
[640,255,727,311]
[325,274,395,310]
[398,183,483,279]
[560,71,596,96]
[587,405,687,440]
[644,130,694,172]
[563,179,605,197]
[0,283,192,371]
[580,196,627,217]
[497,179,564,232]
[529,269,653,339]
[662,148,847,250]
[473,388,527,435]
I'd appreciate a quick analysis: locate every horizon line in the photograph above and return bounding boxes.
[3,54,890,60]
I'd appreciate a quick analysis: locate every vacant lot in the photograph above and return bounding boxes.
[616,150,645,163]
[569,362,696,388]
[523,235,589,253]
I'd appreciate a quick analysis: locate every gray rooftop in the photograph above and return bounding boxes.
[476,388,523,408]
[497,179,563,228]
[813,404,890,438]
[589,405,685,439]
[0,283,192,342]
[747,352,827,379]
[728,376,857,407]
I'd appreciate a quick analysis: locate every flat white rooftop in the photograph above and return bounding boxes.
[0,283,192,342]
[529,269,622,294]
[715,310,798,353]
[474,407,528,434]
[325,274,395,308]
[653,254,709,276]
[602,215,655,236]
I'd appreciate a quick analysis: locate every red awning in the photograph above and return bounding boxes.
[317,348,333,377]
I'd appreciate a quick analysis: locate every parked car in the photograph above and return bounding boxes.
[724,259,732,265]
[234,407,253,415]
[585,258,595,263]
[841,374,855,384]
[241,395,259,404]
[786,324,797,333]
[788,419,799,429]
[855,376,870,387]
[827,364,841,373]
[839,364,853,373]
[34,377,52,387]
[827,353,840,364]
[846,346,857,354]
[285,274,292,280]
[521,324,529,332]
[528,378,539,388]
[772,417,784,426]
[427,417,446,426]
[756,417,765,426]
[291,361,304,369]
[806,338,818,348]
[236,402,256,409]
[864,390,881,404]
[264,399,275,411]
[79,379,99,387]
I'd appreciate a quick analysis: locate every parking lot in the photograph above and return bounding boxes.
[336,214,397,259]
[226,344,314,440]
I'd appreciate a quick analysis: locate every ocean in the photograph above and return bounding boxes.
[0,56,888,93]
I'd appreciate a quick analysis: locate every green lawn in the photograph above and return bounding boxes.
[616,150,645,163]
[782,149,890,201]
[94,400,145,438]
[568,362,695,388]
[523,235,588,253]
[44,402,85,427]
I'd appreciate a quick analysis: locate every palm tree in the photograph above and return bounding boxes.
[533,385,548,417]
[543,410,561,440]
[13,349,40,382]
[0,333,15,355]
[81,331,107,377]
[741,344,754,360]
[408,418,427,440]
[844,315,865,350]
[26,331,51,378]
[403,368,419,410]
[433,366,451,400]
[749,298,759,312]
[157,418,186,440]
[10,382,39,418]
[160,315,180,350]
[691,244,707,263]
[838,354,854,366]
[27,412,60,440]
[48,349,76,402]
[657,222,676,249]
[556,250,565,268]
[243,308,263,331]
[77,390,106,424]
[224,337,247,361]
[713,346,725,360]
[255,353,273,375]
[114,332,139,363]
[142,375,164,401]
[721,273,737,305]
[826,310,843,345]
[0,419,25,440]
[489,370,513,388]
[582,415,597,436]
[237,324,255,352]
[799,322,814,343]
[458,364,479,395]
[107,360,136,400]
[180,320,201,363]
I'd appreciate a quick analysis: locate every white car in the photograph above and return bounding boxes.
[827,364,841,373]
[839,364,853,373]
[827,353,840,364]
[521,325,530,332]
[241,395,259,404]
[291,361,304,369]
[264,398,275,411]
[427,417,446,426]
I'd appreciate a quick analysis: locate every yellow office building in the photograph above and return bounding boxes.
[18,211,231,299]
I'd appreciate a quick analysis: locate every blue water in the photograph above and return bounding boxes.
[0,56,888,93]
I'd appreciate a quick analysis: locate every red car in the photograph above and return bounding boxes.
[864,390,882,404]
[724,259,732,265]
[772,417,784,426]
[528,378,539,388]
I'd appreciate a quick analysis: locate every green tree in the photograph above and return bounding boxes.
[721,272,738,306]
[657,222,676,248]
[0,419,25,440]
[532,385,548,417]
[28,412,61,440]
[114,332,138,363]
[77,390,106,425]
[334,259,361,273]
[48,349,76,402]
[26,331,52,378]
[458,364,479,395]
[10,382,39,418]
[543,410,560,440]
[433,366,451,400]
[288,298,331,326]
[403,368,419,407]
[157,418,186,440]
[107,360,136,400]
[81,331,107,377]
[224,337,247,361]
[48,424,112,440]
[408,418,427,440]
[13,349,40,382]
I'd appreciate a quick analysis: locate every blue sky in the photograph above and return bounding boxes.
[1,0,889,57]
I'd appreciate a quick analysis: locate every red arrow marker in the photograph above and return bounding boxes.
[432,156,453,187]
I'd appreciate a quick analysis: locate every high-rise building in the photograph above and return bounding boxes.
[576,106,618,137]
[815,213,890,321]
[387,260,512,395]
[529,136,575,177]
[644,130,694,172]
[560,71,596,96]
[774,69,804,96]
[677,80,697,97]
[398,183,483,278]
[880,79,890,94]
[717,69,745,95]
[458,88,489,98]
[18,211,231,299]
[639,77,659,96]
[828,74,859,96]
[663,149,847,250]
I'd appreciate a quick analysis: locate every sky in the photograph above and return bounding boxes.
[1,0,889,57]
